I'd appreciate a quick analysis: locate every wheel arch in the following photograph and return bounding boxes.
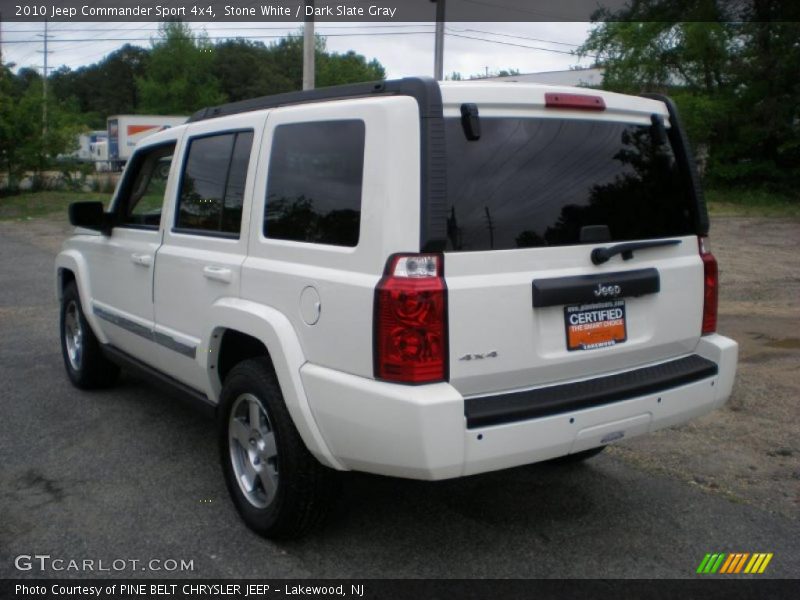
[55,250,109,344]
[203,298,343,471]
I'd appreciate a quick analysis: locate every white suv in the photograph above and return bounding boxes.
[56,77,738,538]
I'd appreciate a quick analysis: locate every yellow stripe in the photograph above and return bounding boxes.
[735,553,750,573]
[747,554,765,574]
[720,554,736,574]
[758,553,773,574]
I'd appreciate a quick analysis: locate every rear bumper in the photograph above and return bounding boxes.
[302,334,737,480]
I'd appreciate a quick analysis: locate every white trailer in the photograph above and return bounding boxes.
[90,140,110,172]
[107,115,187,169]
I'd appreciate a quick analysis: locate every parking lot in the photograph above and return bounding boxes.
[1,214,798,578]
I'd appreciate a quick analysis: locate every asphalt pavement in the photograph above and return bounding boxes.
[1,222,798,579]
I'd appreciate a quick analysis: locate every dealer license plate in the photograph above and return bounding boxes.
[564,299,627,351]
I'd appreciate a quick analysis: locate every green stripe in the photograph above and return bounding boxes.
[703,554,719,573]
[710,554,727,573]
[697,554,712,573]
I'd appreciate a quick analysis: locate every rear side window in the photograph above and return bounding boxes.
[444,118,695,251]
[264,120,365,247]
[176,131,254,236]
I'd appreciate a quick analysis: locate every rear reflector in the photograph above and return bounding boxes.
[374,254,448,384]
[699,237,718,335]
[545,92,606,111]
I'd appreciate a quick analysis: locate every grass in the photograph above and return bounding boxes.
[706,187,800,218]
[0,191,110,221]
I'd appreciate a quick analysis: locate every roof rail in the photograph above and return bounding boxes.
[188,76,441,122]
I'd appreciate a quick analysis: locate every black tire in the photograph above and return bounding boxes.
[548,446,606,465]
[218,357,340,539]
[60,281,120,389]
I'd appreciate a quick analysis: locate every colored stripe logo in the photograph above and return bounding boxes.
[696,553,773,574]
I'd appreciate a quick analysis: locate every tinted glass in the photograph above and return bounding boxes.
[265,120,365,247]
[444,118,695,251]
[222,132,254,233]
[118,143,175,228]
[176,131,253,235]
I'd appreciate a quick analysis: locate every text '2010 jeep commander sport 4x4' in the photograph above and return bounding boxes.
[56,77,738,539]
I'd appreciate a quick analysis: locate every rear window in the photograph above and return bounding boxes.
[444,117,695,251]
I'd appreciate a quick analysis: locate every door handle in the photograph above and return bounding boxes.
[203,265,232,283]
[130,253,153,267]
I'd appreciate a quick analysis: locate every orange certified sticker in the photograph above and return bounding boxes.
[564,299,627,351]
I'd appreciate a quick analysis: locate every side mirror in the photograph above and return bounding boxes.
[69,201,111,235]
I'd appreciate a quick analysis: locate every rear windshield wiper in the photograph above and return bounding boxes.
[591,239,682,265]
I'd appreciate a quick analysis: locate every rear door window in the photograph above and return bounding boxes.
[444,118,695,251]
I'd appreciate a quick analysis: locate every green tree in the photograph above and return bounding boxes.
[137,22,225,114]
[213,39,294,101]
[0,66,83,190]
[316,41,385,87]
[51,45,149,127]
[263,34,384,91]
[578,0,800,192]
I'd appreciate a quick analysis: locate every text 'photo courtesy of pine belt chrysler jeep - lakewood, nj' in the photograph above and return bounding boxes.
[56,77,738,539]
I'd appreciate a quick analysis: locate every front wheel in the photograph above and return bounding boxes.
[60,281,119,389]
[218,358,340,539]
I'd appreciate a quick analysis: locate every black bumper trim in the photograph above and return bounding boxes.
[464,354,718,429]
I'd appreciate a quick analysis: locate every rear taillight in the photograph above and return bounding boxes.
[699,236,718,335]
[374,254,448,384]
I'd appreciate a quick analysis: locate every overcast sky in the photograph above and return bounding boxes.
[2,21,595,79]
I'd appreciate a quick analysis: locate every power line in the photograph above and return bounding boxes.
[445,31,596,58]
[448,27,582,47]
[1,31,436,44]
[3,24,436,34]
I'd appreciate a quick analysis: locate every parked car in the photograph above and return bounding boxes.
[56,77,738,538]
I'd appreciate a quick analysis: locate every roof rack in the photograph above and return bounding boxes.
[188,76,441,122]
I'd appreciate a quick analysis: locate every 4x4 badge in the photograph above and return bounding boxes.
[459,351,498,361]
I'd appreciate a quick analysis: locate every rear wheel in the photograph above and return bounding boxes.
[218,358,340,539]
[60,281,119,389]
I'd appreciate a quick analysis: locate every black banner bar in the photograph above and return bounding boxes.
[3,579,800,600]
[2,0,799,22]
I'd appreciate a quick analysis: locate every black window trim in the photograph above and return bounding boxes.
[262,118,366,249]
[172,127,255,240]
[112,140,178,232]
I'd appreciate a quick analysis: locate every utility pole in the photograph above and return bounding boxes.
[432,0,445,81]
[303,0,315,90]
[36,21,54,138]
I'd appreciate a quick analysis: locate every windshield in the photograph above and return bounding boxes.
[444,117,696,251]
